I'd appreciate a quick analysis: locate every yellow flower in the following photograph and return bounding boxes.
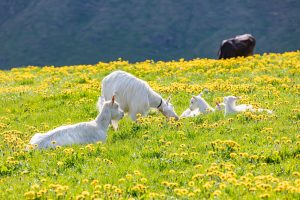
[75,194,85,200]
[161,181,169,186]
[36,191,43,198]
[219,183,226,189]
[180,188,188,195]
[188,192,195,197]
[259,193,271,198]
[114,188,123,194]
[94,190,101,195]
[192,174,205,180]
[56,193,64,198]
[188,181,195,187]
[230,153,237,158]
[104,184,111,190]
[213,190,221,197]
[194,164,203,169]
[118,178,126,183]
[24,191,35,199]
[91,180,99,186]
[81,190,90,197]
[292,172,300,176]
[57,161,63,166]
[125,174,133,180]
[82,179,89,183]
[203,182,213,190]
[31,184,39,190]
[134,170,141,176]
[140,178,148,183]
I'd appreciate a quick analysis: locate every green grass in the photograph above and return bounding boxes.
[0,52,299,199]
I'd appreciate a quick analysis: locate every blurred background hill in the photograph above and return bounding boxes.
[0,0,299,69]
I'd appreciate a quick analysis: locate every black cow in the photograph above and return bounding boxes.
[218,34,256,59]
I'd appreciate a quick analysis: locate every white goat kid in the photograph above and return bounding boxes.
[29,96,124,149]
[189,93,215,113]
[224,96,272,116]
[98,70,179,128]
[180,92,215,118]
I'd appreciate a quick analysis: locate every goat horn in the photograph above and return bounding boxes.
[112,95,115,104]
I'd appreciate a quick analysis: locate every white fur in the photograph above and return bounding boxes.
[189,93,215,113]
[98,71,178,126]
[249,108,273,115]
[224,96,273,116]
[180,92,214,118]
[180,108,201,118]
[29,99,124,149]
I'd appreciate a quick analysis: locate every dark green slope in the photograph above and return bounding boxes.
[0,0,299,69]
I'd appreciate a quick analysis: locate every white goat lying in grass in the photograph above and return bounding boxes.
[98,70,179,128]
[29,96,124,149]
[180,91,215,118]
[224,96,273,116]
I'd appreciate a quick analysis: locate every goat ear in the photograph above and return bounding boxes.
[112,95,115,105]
[216,102,220,106]
[192,96,197,99]
[199,92,203,97]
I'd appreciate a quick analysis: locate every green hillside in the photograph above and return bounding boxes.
[0,0,299,69]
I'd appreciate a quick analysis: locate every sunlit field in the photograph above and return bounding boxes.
[0,52,299,199]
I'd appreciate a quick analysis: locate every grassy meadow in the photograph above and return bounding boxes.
[0,52,299,199]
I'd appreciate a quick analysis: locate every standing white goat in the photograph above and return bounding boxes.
[29,96,124,149]
[224,96,273,116]
[180,92,215,118]
[98,70,178,128]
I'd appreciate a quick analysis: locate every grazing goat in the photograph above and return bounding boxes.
[224,96,272,116]
[98,71,178,128]
[29,96,124,149]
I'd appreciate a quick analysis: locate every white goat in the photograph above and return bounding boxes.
[224,96,273,116]
[180,92,215,118]
[98,71,178,128]
[189,92,215,113]
[29,96,124,149]
[190,92,215,114]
